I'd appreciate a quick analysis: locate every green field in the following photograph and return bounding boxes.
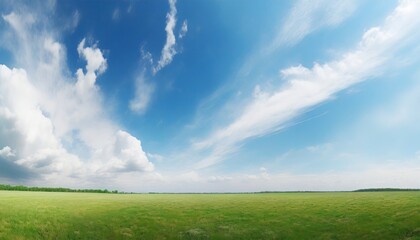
[0,191,419,239]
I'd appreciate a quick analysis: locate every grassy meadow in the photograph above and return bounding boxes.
[0,191,419,239]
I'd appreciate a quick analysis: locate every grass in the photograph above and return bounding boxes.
[0,191,419,239]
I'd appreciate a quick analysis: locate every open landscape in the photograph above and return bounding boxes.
[1,1,420,239]
[0,190,419,239]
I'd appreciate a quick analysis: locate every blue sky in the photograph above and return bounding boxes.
[0,0,419,192]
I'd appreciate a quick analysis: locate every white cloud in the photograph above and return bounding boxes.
[193,0,420,169]
[0,64,83,174]
[0,146,15,158]
[129,70,155,114]
[179,20,188,39]
[129,0,187,114]
[271,0,357,49]
[77,39,107,75]
[153,0,178,74]
[140,45,154,65]
[76,38,107,92]
[0,8,154,184]
[199,1,359,127]
[95,130,154,173]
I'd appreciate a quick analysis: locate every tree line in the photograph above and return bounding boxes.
[0,184,118,193]
[354,188,420,192]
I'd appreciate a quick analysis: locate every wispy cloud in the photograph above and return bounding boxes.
[62,10,80,32]
[197,0,358,127]
[131,0,188,114]
[179,20,188,39]
[193,0,420,169]
[270,0,358,50]
[153,0,178,74]
[238,0,357,78]
[112,8,120,21]
[129,70,155,114]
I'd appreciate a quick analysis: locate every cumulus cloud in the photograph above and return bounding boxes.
[193,0,420,168]
[96,130,154,173]
[76,38,107,92]
[0,7,154,184]
[0,64,82,175]
[0,146,15,158]
[153,0,178,74]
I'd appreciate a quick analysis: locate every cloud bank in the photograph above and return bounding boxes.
[0,7,154,186]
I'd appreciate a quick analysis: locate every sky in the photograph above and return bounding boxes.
[0,0,419,192]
